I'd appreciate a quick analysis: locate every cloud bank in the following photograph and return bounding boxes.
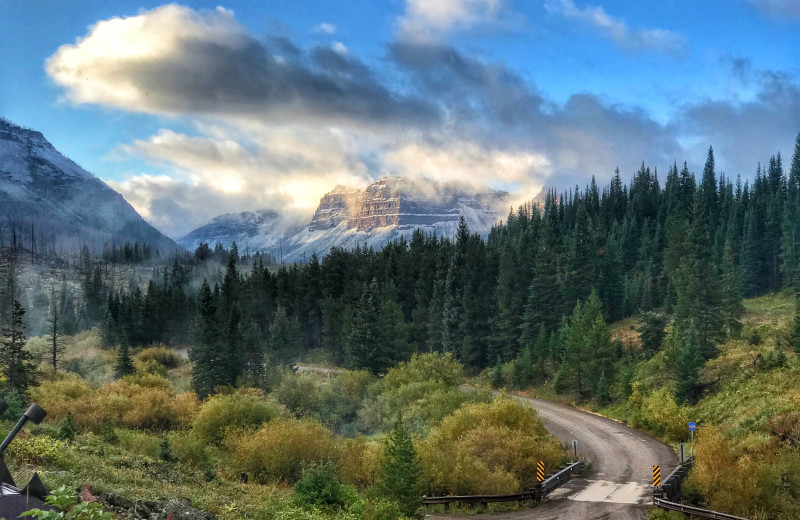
[45,4,800,238]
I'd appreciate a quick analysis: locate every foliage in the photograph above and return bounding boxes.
[30,373,198,431]
[418,398,565,495]
[136,345,182,368]
[22,485,113,520]
[58,412,80,441]
[7,434,67,465]
[356,353,488,434]
[227,417,335,484]
[192,389,285,445]
[378,419,423,518]
[293,460,347,509]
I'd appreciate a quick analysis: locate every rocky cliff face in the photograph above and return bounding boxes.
[0,119,178,252]
[307,177,504,234]
[180,176,509,262]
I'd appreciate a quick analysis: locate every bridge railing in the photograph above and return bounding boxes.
[653,457,752,520]
[422,460,584,511]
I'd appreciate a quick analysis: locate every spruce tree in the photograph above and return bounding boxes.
[190,280,223,398]
[115,343,135,378]
[674,327,703,404]
[0,300,38,392]
[638,311,666,355]
[379,418,423,518]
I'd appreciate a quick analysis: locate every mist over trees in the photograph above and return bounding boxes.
[2,135,800,405]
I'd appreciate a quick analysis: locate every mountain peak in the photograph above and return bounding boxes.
[0,119,178,252]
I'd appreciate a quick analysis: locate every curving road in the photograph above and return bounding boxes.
[427,394,677,520]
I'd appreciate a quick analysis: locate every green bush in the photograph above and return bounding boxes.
[22,485,113,520]
[293,461,347,509]
[192,389,285,445]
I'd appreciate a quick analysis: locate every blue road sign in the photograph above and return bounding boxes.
[688,422,696,431]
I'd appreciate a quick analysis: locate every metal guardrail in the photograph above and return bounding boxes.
[422,460,584,510]
[654,497,751,520]
[653,457,752,520]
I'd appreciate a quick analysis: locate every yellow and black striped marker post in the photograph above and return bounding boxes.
[652,465,661,487]
[536,460,545,482]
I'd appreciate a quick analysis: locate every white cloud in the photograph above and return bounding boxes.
[398,0,506,42]
[113,126,376,236]
[544,0,687,55]
[314,22,337,34]
[331,41,348,54]
[385,140,551,204]
[746,0,800,19]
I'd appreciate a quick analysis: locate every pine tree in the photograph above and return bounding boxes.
[0,300,38,392]
[638,311,666,355]
[674,327,703,404]
[379,418,423,518]
[115,343,135,378]
[190,280,224,398]
[347,279,393,374]
[269,306,300,367]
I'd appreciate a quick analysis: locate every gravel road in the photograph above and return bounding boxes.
[427,394,677,520]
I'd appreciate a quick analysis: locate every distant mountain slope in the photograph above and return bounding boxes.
[177,209,304,256]
[181,176,509,261]
[0,119,178,252]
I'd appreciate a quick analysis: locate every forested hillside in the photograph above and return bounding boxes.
[91,136,800,404]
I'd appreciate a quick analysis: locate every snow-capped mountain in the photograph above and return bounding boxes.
[177,209,304,256]
[0,119,178,252]
[181,176,508,262]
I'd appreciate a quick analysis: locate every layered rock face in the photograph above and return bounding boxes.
[181,176,509,262]
[308,177,504,233]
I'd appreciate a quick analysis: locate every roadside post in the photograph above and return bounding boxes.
[688,422,696,458]
[536,460,545,482]
[652,465,661,487]
[679,443,686,464]
[571,440,578,459]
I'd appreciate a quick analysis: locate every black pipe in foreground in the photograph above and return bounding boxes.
[0,403,47,457]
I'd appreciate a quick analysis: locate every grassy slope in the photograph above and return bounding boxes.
[601,293,800,520]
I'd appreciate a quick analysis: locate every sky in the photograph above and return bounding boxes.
[1,0,799,238]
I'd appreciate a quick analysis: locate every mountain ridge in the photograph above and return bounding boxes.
[0,119,179,253]
[179,176,511,261]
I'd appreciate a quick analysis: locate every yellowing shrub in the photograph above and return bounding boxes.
[136,345,182,368]
[227,418,334,483]
[192,389,285,445]
[335,436,381,489]
[30,374,197,431]
[419,397,565,495]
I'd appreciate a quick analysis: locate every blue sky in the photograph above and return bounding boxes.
[1,0,799,237]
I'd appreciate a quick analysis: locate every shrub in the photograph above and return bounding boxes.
[382,353,463,390]
[418,398,565,495]
[58,413,79,441]
[30,374,198,431]
[7,434,66,465]
[227,417,335,483]
[136,345,182,368]
[335,436,381,489]
[293,460,347,509]
[275,374,322,416]
[193,389,285,445]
